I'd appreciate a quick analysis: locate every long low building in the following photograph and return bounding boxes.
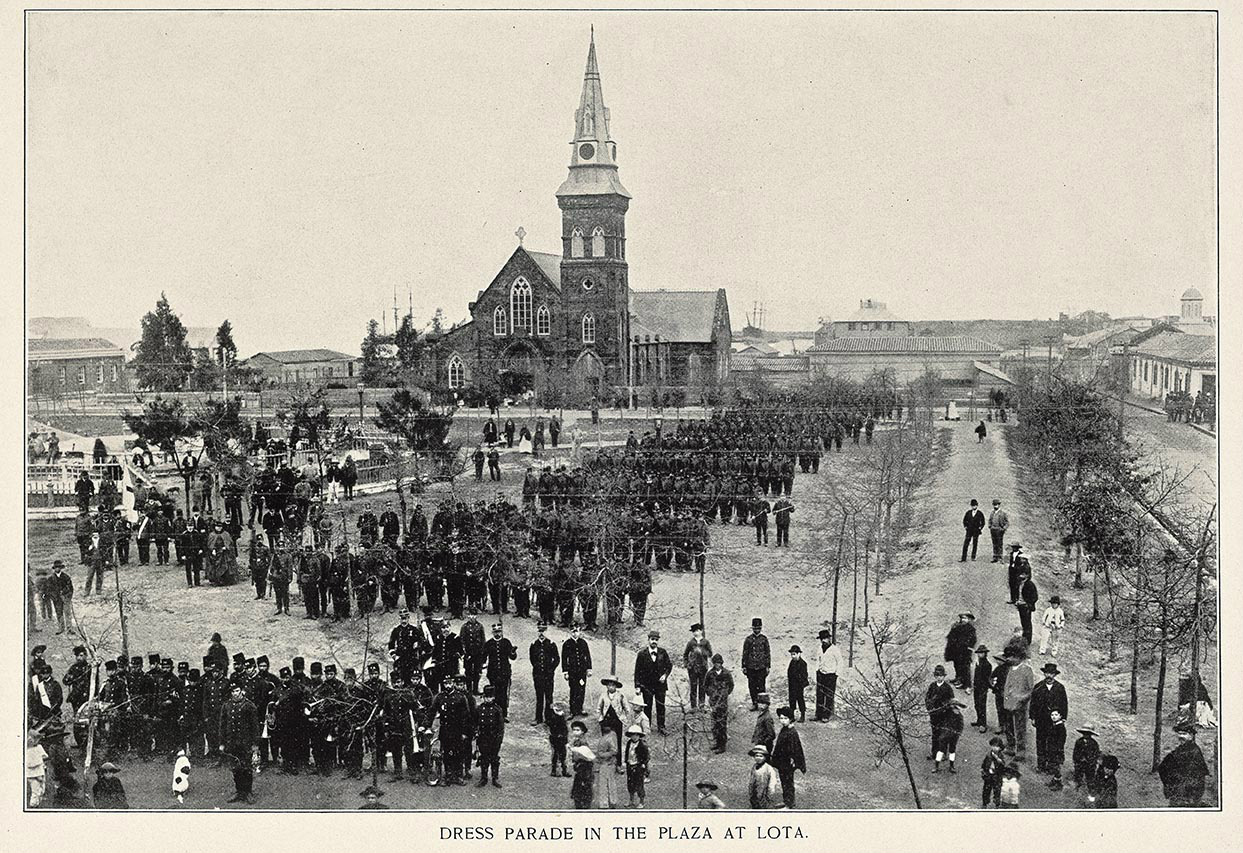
[1129,331,1216,399]
[807,335,1009,390]
[244,349,361,387]
[28,337,129,395]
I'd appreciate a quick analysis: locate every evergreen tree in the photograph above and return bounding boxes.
[133,292,194,391]
[394,314,422,373]
[215,320,237,366]
[360,318,391,385]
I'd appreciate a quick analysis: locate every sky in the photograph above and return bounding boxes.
[25,10,1217,356]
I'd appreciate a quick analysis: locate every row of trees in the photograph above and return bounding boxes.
[1012,375,1217,772]
[131,293,255,393]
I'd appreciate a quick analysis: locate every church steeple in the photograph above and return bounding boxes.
[557,30,630,199]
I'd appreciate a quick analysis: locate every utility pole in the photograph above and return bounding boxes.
[1118,342,1130,441]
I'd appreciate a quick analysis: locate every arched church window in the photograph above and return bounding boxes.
[493,305,507,337]
[570,227,584,259]
[510,278,532,333]
[582,312,596,344]
[447,355,465,389]
[591,226,606,258]
[536,305,551,336]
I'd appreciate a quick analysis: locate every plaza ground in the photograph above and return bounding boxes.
[26,418,1218,810]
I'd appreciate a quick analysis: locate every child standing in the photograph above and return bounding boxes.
[547,702,570,778]
[696,779,726,809]
[569,721,595,810]
[26,730,47,808]
[624,725,649,808]
[1087,754,1119,809]
[1046,710,1068,791]
[787,645,808,723]
[999,764,1022,808]
[1072,724,1101,790]
[1040,595,1065,657]
[980,737,1006,808]
[933,699,966,773]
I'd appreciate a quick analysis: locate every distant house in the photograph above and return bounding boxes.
[244,349,360,387]
[28,337,129,396]
[815,300,913,344]
[1061,324,1146,382]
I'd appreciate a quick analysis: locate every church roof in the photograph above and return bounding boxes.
[630,290,723,343]
[809,336,1002,354]
[526,251,563,291]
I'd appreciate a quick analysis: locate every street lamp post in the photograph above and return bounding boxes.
[357,383,366,427]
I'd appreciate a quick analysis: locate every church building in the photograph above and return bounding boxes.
[438,35,731,404]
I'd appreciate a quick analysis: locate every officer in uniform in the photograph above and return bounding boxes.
[219,684,258,803]
[388,609,422,686]
[529,621,560,724]
[201,659,231,760]
[274,667,309,774]
[474,684,505,788]
[484,623,517,720]
[561,623,592,718]
[460,607,487,695]
[432,674,476,785]
[328,543,352,620]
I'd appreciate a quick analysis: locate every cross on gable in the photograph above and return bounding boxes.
[515,226,526,246]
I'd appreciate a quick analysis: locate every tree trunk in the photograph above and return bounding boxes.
[1073,542,1084,589]
[849,525,859,668]
[1091,554,1100,620]
[682,716,689,810]
[831,513,848,643]
[1152,633,1168,772]
[1130,605,1141,715]
[114,564,130,659]
[699,558,706,634]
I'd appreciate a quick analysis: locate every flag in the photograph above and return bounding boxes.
[120,460,139,523]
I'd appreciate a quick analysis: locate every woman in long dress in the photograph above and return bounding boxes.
[518,426,534,455]
[594,730,621,808]
[204,522,237,585]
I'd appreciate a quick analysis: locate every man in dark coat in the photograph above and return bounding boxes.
[1016,569,1040,645]
[633,630,673,735]
[741,617,771,710]
[1158,722,1210,807]
[529,621,560,725]
[388,609,423,686]
[1028,662,1069,773]
[432,674,476,785]
[460,608,488,695]
[200,661,231,759]
[561,623,592,717]
[961,499,986,561]
[483,624,517,720]
[924,665,955,760]
[944,613,977,689]
[473,684,506,787]
[273,669,310,774]
[218,684,258,802]
[771,706,807,809]
[971,645,993,731]
[703,655,734,753]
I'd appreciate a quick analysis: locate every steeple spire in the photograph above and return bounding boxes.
[558,29,630,199]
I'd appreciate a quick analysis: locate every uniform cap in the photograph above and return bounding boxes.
[72,645,87,656]
[324,664,337,674]
[751,618,763,628]
[257,656,270,666]
[232,653,246,664]
[278,666,293,678]
[309,662,323,675]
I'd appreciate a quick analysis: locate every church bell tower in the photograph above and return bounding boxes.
[557,30,631,393]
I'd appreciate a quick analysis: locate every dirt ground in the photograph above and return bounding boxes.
[25,420,1218,811]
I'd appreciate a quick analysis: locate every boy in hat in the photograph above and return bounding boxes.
[1040,595,1066,657]
[925,665,955,759]
[696,779,725,809]
[747,744,780,809]
[628,692,652,737]
[999,763,1022,808]
[548,700,570,777]
[92,762,128,809]
[981,736,1006,807]
[772,706,806,808]
[624,724,649,808]
[1045,709,1068,790]
[1087,754,1119,809]
[752,693,776,753]
[787,645,808,723]
[1072,724,1101,790]
[596,674,628,769]
[972,645,993,731]
[741,618,771,710]
[933,699,966,773]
